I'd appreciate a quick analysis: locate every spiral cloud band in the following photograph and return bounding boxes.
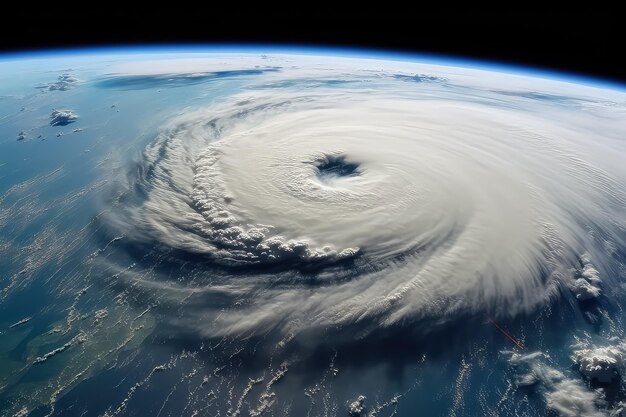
[110,57,626,336]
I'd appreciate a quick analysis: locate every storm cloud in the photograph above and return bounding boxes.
[105,60,626,340]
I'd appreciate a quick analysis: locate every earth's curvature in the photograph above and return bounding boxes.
[0,48,625,417]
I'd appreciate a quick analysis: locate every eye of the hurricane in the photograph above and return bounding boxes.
[313,155,361,183]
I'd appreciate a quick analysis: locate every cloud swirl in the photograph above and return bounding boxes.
[107,64,626,337]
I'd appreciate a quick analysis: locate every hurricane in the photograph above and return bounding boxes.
[106,64,626,338]
[3,51,626,417]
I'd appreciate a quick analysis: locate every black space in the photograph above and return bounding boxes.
[2,10,624,84]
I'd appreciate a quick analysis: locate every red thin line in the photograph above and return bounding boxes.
[489,319,525,349]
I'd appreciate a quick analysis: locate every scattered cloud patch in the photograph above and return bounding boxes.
[49,109,78,126]
[37,73,79,91]
[503,350,608,417]
[569,255,602,301]
[546,379,607,417]
[573,343,625,383]
[348,395,366,417]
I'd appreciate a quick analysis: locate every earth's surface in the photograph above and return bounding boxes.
[0,48,625,417]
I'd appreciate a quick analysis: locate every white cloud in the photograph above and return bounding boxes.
[37,73,79,91]
[546,379,607,417]
[571,278,602,300]
[569,256,602,300]
[573,343,625,383]
[504,350,608,417]
[348,395,366,417]
[49,109,78,126]
[105,56,626,338]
